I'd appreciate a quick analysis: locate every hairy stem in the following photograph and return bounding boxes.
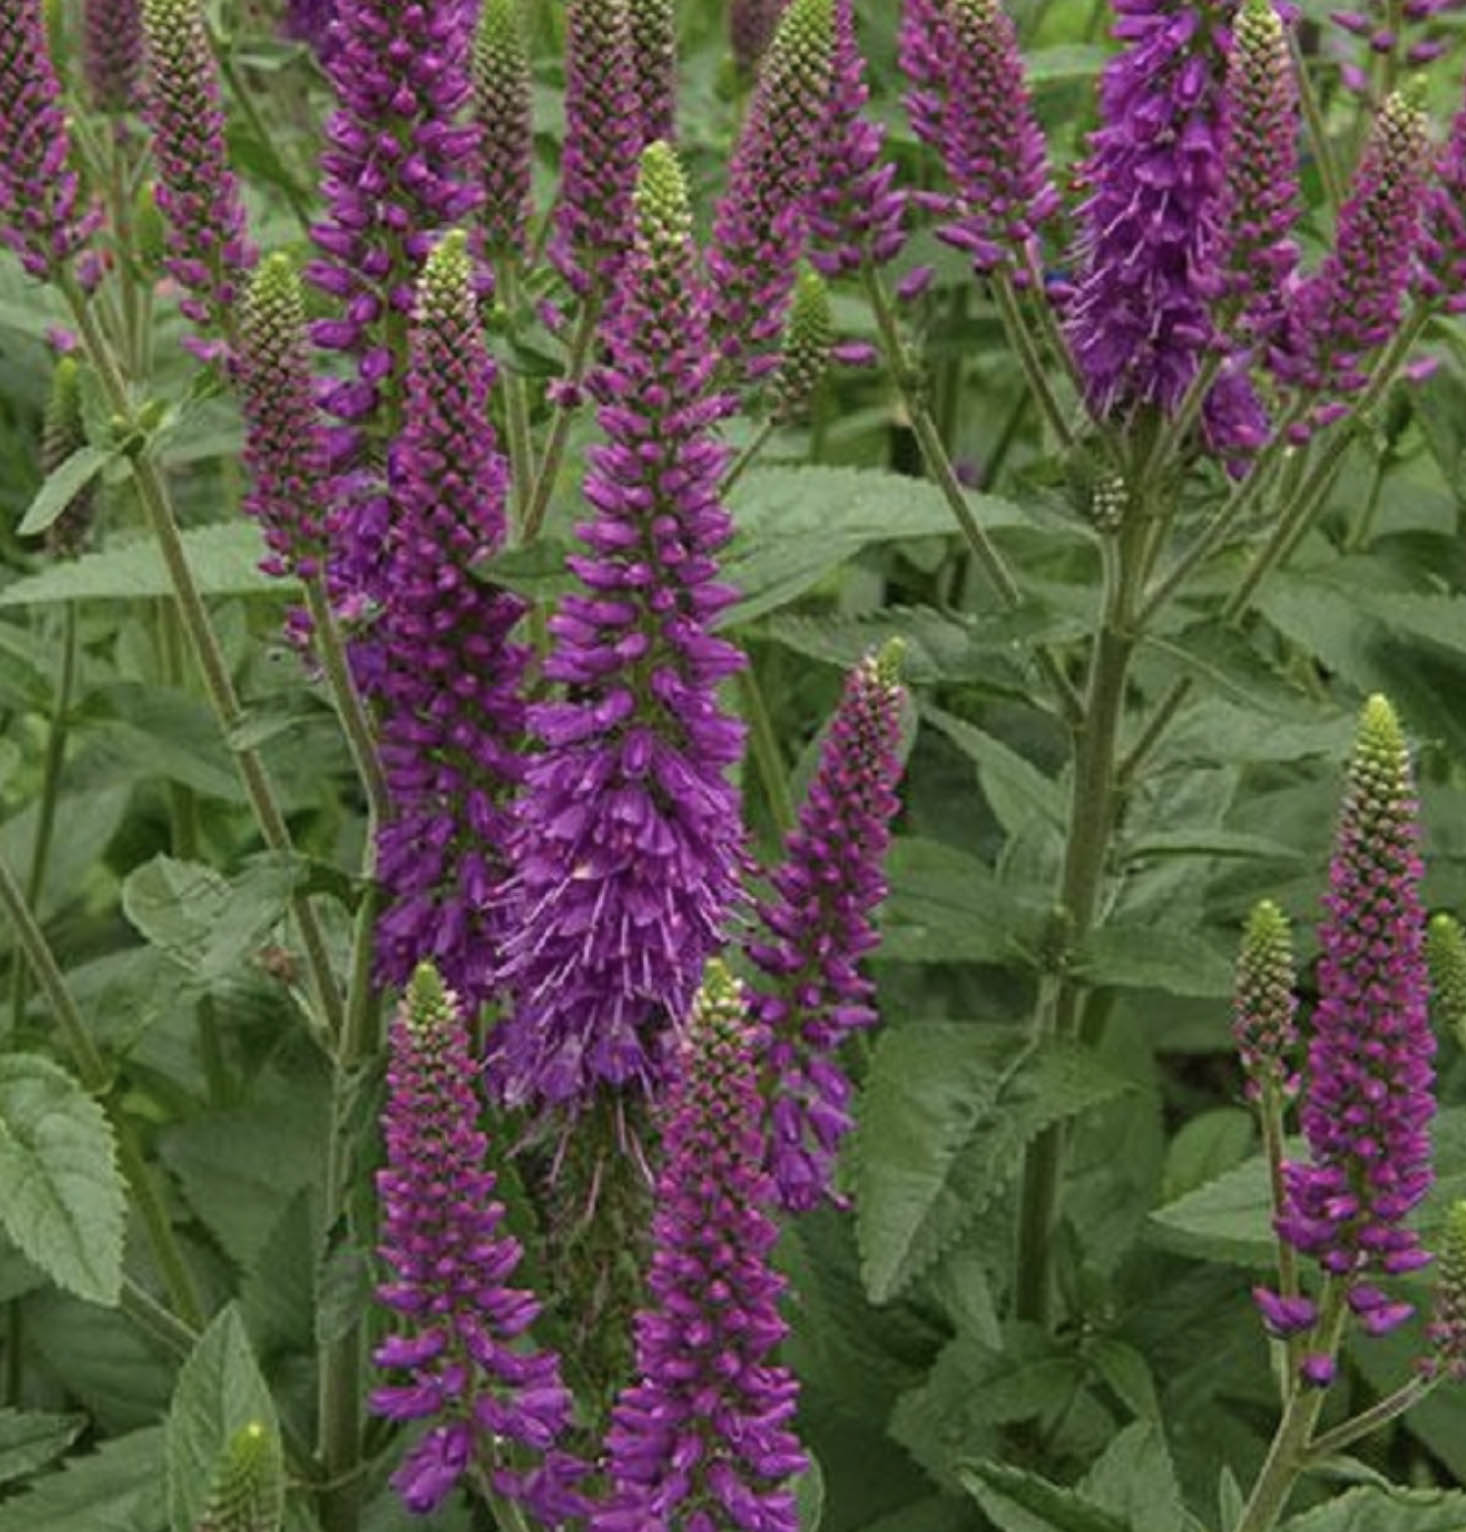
[738,665,796,839]
[520,295,602,543]
[497,258,538,531]
[304,580,391,828]
[1259,1081,1303,1393]
[990,269,1074,450]
[1301,1374,1439,1464]
[722,420,776,499]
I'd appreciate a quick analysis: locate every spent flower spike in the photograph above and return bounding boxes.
[1428,912,1466,1046]
[1275,695,1436,1324]
[629,0,678,146]
[748,642,907,1211]
[371,231,530,1013]
[1424,1200,1466,1381]
[370,964,574,1517]
[597,963,808,1531]
[709,0,836,375]
[85,0,144,112]
[494,142,746,1116]
[0,0,102,280]
[473,0,534,256]
[140,0,258,358]
[1233,898,1300,1102]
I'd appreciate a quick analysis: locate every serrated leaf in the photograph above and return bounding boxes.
[1162,1109,1255,1203]
[0,1427,164,1532]
[920,704,1065,834]
[18,444,119,538]
[0,1408,85,1485]
[1147,1150,1278,1267]
[165,1304,279,1532]
[878,839,1030,965]
[959,1460,1128,1532]
[1073,923,1234,998]
[796,1457,826,1531]
[0,1054,126,1306]
[1144,623,1312,718]
[1281,1487,1466,1532]
[1085,1341,1161,1424]
[1081,1422,1183,1532]
[0,525,290,607]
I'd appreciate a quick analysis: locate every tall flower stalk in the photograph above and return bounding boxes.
[494,142,746,1118]
[473,0,534,260]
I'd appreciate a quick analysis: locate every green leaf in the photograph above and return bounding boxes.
[959,1461,1128,1532]
[0,525,290,607]
[0,1428,164,1532]
[1218,1469,1244,1532]
[920,705,1066,834]
[796,1457,826,1532]
[878,839,1030,965]
[857,1029,1133,1302]
[1025,42,1110,82]
[0,1054,126,1306]
[1121,830,1305,863]
[1073,923,1234,998]
[1080,1422,1184,1532]
[18,445,119,538]
[0,1409,85,1486]
[1281,1487,1466,1532]
[1084,1340,1161,1424]
[1144,623,1313,719]
[1162,1107,1255,1203]
[165,1303,280,1532]
[1147,1150,1278,1267]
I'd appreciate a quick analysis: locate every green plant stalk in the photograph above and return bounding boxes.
[1259,1080,1303,1392]
[59,276,346,1040]
[1232,1285,1348,1532]
[1301,1373,1439,1464]
[497,259,539,531]
[990,269,1075,450]
[520,295,602,543]
[738,666,796,839]
[11,602,79,1036]
[722,420,776,499]
[862,265,1084,726]
[0,846,205,1327]
[1291,34,1344,218]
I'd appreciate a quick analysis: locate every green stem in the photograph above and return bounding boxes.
[1232,1286,1348,1532]
[210,30,315,234]
[1301,1374,1439,1464]
[11,603,78,1035]
[1258,1081,1303,1393]
[60,277,346,1041]
[862,264,1084,726]
[1291,34,1344,218]
[120,1275,197,1359]
[990,269,1074,451]
[738,666,796,839]
[721,420,776,500]
[520,295,602,544]
[497,259,538,532]
[304,580,391,828]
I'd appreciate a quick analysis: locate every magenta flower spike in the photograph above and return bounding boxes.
[708,0,836,377]
[473,0,534,257]
[1273,87,1430,426]
[282,0,337,61]
[235,255,332,583]
[549,0,641,296]
[140,0,258,358]
[493,143,746,1117]
[730,0,785,72]
[1232,898,1300,1104]
[1273,696,1436,1330]
[85,0,144,112]
[371,231,530,1014]
[748,643,907,1212]
[630,0,678,146]
[898,0,952,155]
[1218,0,1302,342]
[596,964,808,1532]
[806,0,905,278]
[0,0,102,280]
[370,964,575,1517]
[1419,77,1466,313]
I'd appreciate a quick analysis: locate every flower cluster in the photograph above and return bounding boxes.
[1232,898,1300,1103]
[1273,696,1435,1330]
[371,964,574,1517]
[494,142,746,1116]
[283,0,337,62]
[549,0,641,296]
[730,0,785,72]
[1332,0,1455,98]
[371,231,529,1013]
[140,0,257,357]
[473,0,534,258]
[0,0,101,280]
[768,264,834,425]
[630,0,678,147]
[748,643,907,1211]
[597,964,807,1531]
[1419,85,1466,313]
[85,0,144,113]
[709,0,836,376]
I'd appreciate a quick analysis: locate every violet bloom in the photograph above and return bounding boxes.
[898,0,951,155]
[1418,79,1466,313]
[473,0,534,257]
[730,0,784,72]
[0,0,102,280]
[1332,1,1459,100]
[85,0,144,112]
[1273,696,1436,1332]
[549,0,641,296]
[1232,898,1300,1104]
[372,231,529,1013]
[493,143,746,1115]
[370,964,575,1517]
[1217,0,1302,343]
[630,0,678,146]
[596,964,808,1532]
[748,644,907,1212]
[235,255,331,581]
[1272,87,1430,427]
[708,0,835,377]
[904,0,1059,285]
[140,0,258,358]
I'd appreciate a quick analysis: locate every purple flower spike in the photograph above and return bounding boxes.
[1277,696,1437,1302]
[1067,0,1230,427]
[473,0,534,256]
[629,0,678,146]
[1253,1287,1318,1336]
[908,0,1059,285]
[282,0,336,61]
[1423,1201,1466,1381]
[85,0,144,112]
[596,964,808,1532]
[370,964,574,1517]
[709,0,836,376]
[1233,898,1300,1103]
[748,642,907,1212]
[0,0,102,280]
[236,255,331,582]
[549,0,641,296]
[1419,79,1466,314]
[731,0,785,72]
[1273,87,1430,422]
[493,143,747,1117]
[372,231,529,1015]
[899,0,951,155]
[1219,0,1302,342]
[140,0,258,356]
[806,0,905,278]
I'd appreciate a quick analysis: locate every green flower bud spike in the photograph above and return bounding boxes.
[769,263,834,425]
[1233,898,1300,1102]
[1428,912,1466,1049]
[191,1420,284,1532]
